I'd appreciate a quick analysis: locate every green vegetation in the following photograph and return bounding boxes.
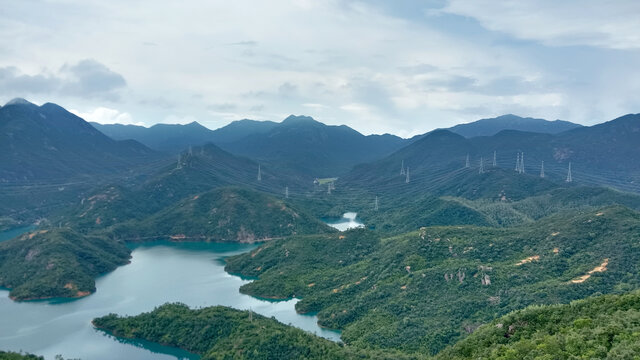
[93,303,413,360]
[435,291,640,359]
[0,351,43,360]
[225,206,640,354]
[0,228,130,300]
[110,187,333,242]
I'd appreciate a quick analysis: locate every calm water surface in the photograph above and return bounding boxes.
[325,212,365,231]
[0,238,340,360]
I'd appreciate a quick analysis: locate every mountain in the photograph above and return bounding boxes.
[59,142,293,233]
[208,119,278,144]
[0,227,130,301]
[447,114,582,138]
[218,115,409,177]
[225,206,640,355]
[0,98,157,181]
[109,186,334,242]
[92,119,278,153]
[345,113,640,194]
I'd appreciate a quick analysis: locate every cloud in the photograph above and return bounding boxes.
[0,66,60,93]
[59,59,126,99]
[443,0,640,49]
[227,41,258,47]
[70,107,142,126]
[0,59,126,101]
[2,0,640,135]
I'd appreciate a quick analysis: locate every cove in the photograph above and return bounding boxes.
[0,238,341,360]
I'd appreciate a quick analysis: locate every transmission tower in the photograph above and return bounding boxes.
[176,154,182,169]
[405,167,410,183]
[493,151,497,167]
[188,145,193,156]
[479,157,484,174]
[374,196,379,211]
[327,182,332,194]
[515,152,520,172]
[465,154,470,168]
[520,152,525,174]
[400,160,405,175]
[257,164,262,181]
[540,160,545,178]
[285,186,289,199]
[566,162,572,182]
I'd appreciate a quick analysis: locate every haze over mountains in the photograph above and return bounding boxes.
[446,114,582,138]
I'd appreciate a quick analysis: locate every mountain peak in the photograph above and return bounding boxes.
[5,98,35,107]
[282,115,318,125]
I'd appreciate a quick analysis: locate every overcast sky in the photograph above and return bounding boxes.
[1,0,639,137]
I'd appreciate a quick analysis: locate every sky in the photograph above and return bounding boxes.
[1,0,639,137]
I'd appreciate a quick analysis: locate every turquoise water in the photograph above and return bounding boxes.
[0,236,340,359]
[0,225,35,242]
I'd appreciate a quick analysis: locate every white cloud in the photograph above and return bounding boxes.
[70,107,142,126]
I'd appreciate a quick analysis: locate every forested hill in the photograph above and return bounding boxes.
[435,290,640,359]
[93,303,412,360]
[224,206,640,354]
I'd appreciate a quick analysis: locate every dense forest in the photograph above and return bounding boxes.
[0,228,130,300]
[225,206,640,354]
[93,303,414,360]
[435,290,640,359]
[93,290,640,360]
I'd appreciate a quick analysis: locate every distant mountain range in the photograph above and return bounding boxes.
[218,115,408,177]
[94,115,408,177]
[345,113,640,194]
[447,114,582,138]
[91,119,278,153]
[0,98,157,182]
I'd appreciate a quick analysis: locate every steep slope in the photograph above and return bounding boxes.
[435,291,640,359]
[110,187,334,242]
[0,99,156,181]
[225,206,640,354]
[448,114,581,138]
[219,115,408,177]
[92,119,278,153]
[0,227,130,301]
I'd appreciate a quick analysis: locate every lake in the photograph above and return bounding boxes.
[0,238,341,359]
[325,212,365,231]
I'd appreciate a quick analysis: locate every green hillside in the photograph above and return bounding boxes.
[225,206,640,354]
[0,228,130,300]
[435,291,640,359]
[93,303,412,360]
[110,187,334,242]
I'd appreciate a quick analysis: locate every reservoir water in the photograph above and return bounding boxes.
[0,238,341,359]
[325,212,365,231]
